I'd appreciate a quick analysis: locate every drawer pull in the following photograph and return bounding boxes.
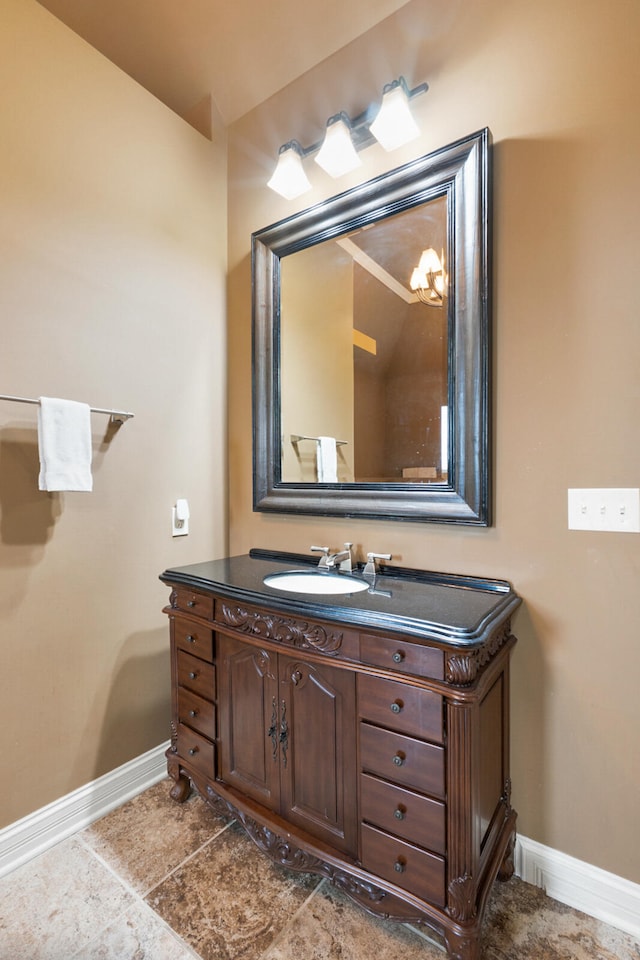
[390,700,403,714]
[187,599,196,608]
[394,859,406,874]
[188,746,199,756]
[188,671,198,680]
[392,651,405,664]
[189,709,198,718]
[392,753,405,767]
[394,807,406,821]
[185,635,195,643]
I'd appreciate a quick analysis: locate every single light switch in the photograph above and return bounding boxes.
[568,488,640,532]
[172,498,190,537]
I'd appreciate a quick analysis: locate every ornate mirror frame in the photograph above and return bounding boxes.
[252,128,491,524]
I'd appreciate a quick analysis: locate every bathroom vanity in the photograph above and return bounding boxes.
[160,549,520,959]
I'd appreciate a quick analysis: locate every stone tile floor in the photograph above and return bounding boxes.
[0,780,638,959]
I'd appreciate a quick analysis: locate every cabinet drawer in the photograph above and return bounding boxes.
[360,773,445,855]
[361,823,445,907]
[177,649,216,700]
[173,587,214,620]
[358,674,443,744]
[360,634,444,681]
[176,722,215,778]
[177,687,216,740]
[174,619,214,662]
[360,723,445,799]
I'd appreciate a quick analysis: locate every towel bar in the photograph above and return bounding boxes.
[290,434,347,446]
[0,394,134,424]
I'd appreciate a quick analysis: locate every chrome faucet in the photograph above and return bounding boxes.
[310,542,353,572]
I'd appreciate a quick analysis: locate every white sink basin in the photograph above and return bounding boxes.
[264,570,369,595]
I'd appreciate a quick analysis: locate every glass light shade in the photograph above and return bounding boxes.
[410,248,446,304]
[370,84,420,151]
[314,118,362,178]
[267,145,312,200]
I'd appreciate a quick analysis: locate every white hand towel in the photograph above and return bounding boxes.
[38,397,93,492]
[317,436,338,483]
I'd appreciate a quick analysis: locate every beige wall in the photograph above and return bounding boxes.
[0,0,227,827]
[227,0,640,883]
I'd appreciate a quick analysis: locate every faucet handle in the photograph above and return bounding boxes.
[364,552,392,577]
[310,545,331,568]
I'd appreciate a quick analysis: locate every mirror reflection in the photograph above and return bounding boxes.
[280,196,449,485]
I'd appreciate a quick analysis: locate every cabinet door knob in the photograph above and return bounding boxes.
[392,651,405,664]
[185,635,195,643]
[392,753,405,766]
[189,746,199,756]
[188,671,197,680]
[189,709,198,718]
[394,807,406,821]
[390,700,403,714]
[394,859,406,873]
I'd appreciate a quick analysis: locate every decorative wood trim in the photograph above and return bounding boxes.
[445,624,512,685]
[219,602,344,654]
[201,783,389,905]
[447,874,478,922]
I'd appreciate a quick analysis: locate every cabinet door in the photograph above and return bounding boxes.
[279,657,358,856]
[218,635,280,810]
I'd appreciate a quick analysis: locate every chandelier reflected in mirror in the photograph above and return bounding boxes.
[409,248,447,306]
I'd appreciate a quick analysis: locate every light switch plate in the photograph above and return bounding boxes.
[568,488,640,532]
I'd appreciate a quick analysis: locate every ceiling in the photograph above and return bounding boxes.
[36,0,411,126]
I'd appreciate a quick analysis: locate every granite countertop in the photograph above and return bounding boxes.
[160,549,521,648]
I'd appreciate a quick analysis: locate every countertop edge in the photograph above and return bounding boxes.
[159,555,522,649]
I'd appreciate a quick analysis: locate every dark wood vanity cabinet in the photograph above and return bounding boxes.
[162,557,520,960]
[218,634,358,855]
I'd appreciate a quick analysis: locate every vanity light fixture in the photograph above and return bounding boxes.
[314,113,362,178]
[267,140,313,200]
[266,77,428,199]
[369,77,421,151]
[410,248,447,306]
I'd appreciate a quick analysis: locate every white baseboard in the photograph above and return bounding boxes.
[515,834,640,940]
[0,741,169,880]
[1,761,638,943]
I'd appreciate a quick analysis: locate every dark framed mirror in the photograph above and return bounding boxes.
[252,128,491,524]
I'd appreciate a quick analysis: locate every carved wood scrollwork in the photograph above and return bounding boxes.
[445,624,512,685]
[169,588,178,609]
[447,874,477,922]
[220,602,343,654]
[201,783,389,905]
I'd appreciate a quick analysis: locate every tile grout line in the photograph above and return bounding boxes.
[257,876,328,957]
[74,831,206,960]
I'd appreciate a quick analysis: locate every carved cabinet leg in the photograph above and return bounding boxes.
[167,756,191,803]
[443,929,481,960]
[497,830,516,882]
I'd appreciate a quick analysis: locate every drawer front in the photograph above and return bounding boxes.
[360,634,444,681]
[174,619,214,662]
[360,773,445,855]
[173,587,214,620]
[361,823,445,907]
[177,687,216,740]
[360,723,445,799]
[176,722,215,778]
[358,674,443,744]
[177,649,216,700]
